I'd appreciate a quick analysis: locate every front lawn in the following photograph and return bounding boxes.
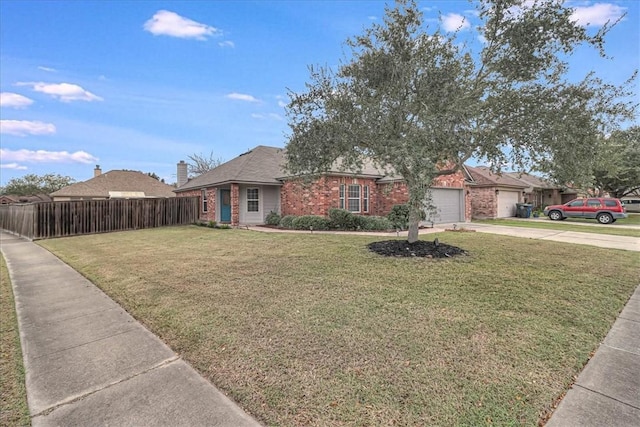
[39,227,638,426]
[474,217,640,237]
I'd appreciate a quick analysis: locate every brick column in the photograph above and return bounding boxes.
[231,183,240,225]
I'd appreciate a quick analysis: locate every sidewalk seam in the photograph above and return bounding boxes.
[572,383,640,411]
[30,355,181,419]
[31,326,139,360]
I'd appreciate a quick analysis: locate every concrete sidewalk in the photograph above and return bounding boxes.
[0,231,261,427]
[546,284,640,427]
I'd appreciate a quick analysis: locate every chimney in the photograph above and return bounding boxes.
[94,165,102,177]
[177,160,188,187]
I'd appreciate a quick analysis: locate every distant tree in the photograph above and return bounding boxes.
[0,173,75,196]
[286,0,636,243]
[146,172,165,183]
[187,151,223,177]
[592,126,640,198]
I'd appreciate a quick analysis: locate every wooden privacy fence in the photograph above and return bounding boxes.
[0,197,200,240]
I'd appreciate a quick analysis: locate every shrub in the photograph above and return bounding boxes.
[291,215,331,230]
[279,215,296,229]
[265,211,281,226]
[328,208,358,230]
[359,216,393,231]
[208,220,217,228]
[388,204,410,229]
[387,204,425,229]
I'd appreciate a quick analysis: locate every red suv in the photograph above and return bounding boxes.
[543,198,627,224]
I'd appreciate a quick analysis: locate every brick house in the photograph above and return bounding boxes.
[174,145,472,226]
[466,166,529,218]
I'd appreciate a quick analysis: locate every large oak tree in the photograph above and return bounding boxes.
[285,0,636,242]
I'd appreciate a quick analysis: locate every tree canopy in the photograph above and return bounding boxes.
[285,0,637,242]
[0,173,75,196]
[592,126,640,198]
[187,151,223,177]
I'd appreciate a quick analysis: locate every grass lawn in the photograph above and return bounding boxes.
[39,226,638,426]
[0,256,31,426]
[474,217,640,237]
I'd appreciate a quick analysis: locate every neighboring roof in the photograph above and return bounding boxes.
[0,194,52,203]
[50,170,176,198]
[176,146,287,191]
[466,166,528,188]
[505,172,557,189]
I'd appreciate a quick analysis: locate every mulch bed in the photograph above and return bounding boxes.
[368,239,468,258]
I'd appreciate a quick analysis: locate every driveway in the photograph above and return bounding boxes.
[437,223,640,252]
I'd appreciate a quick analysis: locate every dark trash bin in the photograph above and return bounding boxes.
[516,203,533,218]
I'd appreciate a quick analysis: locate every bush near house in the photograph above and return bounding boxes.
[278,210,393,231]
[265,211,281,226]
[291,215,332,230]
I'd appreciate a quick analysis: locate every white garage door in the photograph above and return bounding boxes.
[497,190,519,218]
[423,188,465,224]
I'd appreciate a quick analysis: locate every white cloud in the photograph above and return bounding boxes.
[278,100,287,108]
[251,113,283,121]
[144,10,220,40]
[0,92,34,109]
[0,148,98,164]
[38,66,57,72]
[571,3,626,27]
[0,120,56,136]
[17,82,103,102]
[0,163,28,170]
[441,13,470,32]
[368,16,377,20]
[218,40,235,48]
[226,92,260,102]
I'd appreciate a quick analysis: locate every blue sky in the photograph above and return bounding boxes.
[1,0,638,186]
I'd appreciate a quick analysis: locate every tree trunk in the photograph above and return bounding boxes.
[407,198,423,243]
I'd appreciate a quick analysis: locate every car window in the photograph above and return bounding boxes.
[568,200,585,207]
[604,200,618,207]
[587,199,602,207]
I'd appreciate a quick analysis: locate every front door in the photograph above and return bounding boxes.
[220,190,231,222]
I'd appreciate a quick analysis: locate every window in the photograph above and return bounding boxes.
[201,189,208,212]
[348,184,360,212]
[568,200,584,207]
[247,188,259,212]
[604,200,618,207]
[339,184,345,209]
[587,199,601,207]
[363,185,369,213]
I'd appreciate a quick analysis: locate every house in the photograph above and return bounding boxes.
[466,166,529,219]
[174,145,472,226]
[0,194,52,204]
[50,166,176,201]
[505,172,578,207]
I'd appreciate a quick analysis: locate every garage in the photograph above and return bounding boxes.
[496,190,520,218]
[423,188,465,224]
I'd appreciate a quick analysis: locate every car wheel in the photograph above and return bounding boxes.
[597,213,613,224]
[548,210,563,220]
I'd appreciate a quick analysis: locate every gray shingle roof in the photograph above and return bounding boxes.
[505,172,557,189]
[176,146,287,191]
[466,166,528,188]
[50,170,176,198]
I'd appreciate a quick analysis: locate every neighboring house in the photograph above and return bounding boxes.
[50,166,176,201]
[174,145,472,226]
[0,194,52,204]
[505,172,577,207]
[466,166,529,219]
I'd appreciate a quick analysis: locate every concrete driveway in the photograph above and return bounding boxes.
[432,223,640,252]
